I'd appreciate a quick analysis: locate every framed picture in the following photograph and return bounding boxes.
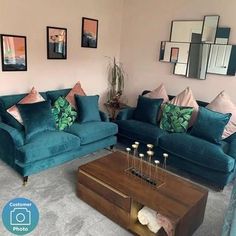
[81,17,98,48]
[47,26,67,59]
[0,34,27,71]
[170,47,179,63]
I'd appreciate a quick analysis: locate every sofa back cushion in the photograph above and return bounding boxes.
[134,95,163,125]
[46,88,71,104]
[0,92,47,130]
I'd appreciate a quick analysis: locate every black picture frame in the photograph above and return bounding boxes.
[0,34,27,71]
[47,26,67,59]
[81,17,98,48]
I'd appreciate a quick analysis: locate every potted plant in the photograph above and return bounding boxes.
[107,57,125,108]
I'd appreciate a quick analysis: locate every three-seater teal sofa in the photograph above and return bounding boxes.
[116,91,236,190]
[0,88,118,184]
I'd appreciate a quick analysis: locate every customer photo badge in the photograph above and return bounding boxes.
[2,197,39,235]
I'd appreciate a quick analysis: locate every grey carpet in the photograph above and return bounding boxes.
[0,148,232,236]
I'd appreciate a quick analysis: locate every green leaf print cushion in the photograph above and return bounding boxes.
[52,96,77,130]
[160,103,193,133]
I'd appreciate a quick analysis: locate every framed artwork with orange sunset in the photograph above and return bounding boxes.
[81,17,98,48]
[0,34,27,71]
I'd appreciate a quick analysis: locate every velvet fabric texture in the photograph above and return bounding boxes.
[75,95,101,123]
[46,89,71,104]
[159,133,235,173]
[116,119,166,145]
[190,107,231,144]
[134,96,163,125]
[160,103,193,133]
[65,121,118,145]
[17,101,56,141]
[16,131,81,163]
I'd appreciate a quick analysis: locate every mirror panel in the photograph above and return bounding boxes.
[207,44,236,75]
[174,63,187,76]
[215,27,231,44]
[160,41,190,63]
[201,15,219,43]
[186,44,211,80]
[170,21,203,43]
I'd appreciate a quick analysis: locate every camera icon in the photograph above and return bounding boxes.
[10,208,31,226]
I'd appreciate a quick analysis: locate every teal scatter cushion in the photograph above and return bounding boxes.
[134,95,163,125]
[52,96,77,130]
[75,95,101,123]
[17,101,56,141]
[46,89,71,104]
[160,103,193,133]
[191,107,231,144]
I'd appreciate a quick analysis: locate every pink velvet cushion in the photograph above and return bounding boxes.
[65,81,86,109]
[169,87,199,127]
[144,83,169,103]
[7,87,45,124]
[207,91,236,139]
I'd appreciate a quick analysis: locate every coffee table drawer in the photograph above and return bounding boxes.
[78,183,130,228]
[78,170,131,212]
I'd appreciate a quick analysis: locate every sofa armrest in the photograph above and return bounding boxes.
[227,139,236,160]
[0,122,24,147]
[116,108,135,121]
[99,111,109,122]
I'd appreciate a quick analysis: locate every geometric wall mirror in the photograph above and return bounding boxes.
[160,15,236,79]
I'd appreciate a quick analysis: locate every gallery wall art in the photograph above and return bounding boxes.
[47,26,67,59]
[0,34,27,71]
[81,17,98,48]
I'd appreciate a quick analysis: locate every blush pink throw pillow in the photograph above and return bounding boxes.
[169,87,199,127]
[7,87,45,124]
[65,81,86,109]
[144,83,169,103]
[206,91,236,139]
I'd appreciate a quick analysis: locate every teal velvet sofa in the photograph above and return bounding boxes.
[0,88,118,183]
[116,91,236,189]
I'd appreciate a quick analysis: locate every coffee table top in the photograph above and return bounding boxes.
[79,151,208,225]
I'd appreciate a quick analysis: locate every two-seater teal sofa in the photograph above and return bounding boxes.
[0,88,118,184]
[116,91,236,189]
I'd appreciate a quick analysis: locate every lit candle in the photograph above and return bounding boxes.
[147,144,154,149]
[126,147,131,170]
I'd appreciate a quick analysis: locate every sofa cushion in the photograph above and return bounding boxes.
[7,87,45,125]
[116,119,166,145]
[46,88,71,104]
[16,131,81,163]
[65,81,86,109]
[134,95,163,125]
[191,107,231,145]
[52,96,77,130]
[17,101,56,141]
[160,103,193,133]
[65,121,117,145]
[144,83,169,103]
[159,133,235,173]
[75,95,101,123]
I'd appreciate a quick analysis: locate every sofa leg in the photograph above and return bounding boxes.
[23,176,28,186]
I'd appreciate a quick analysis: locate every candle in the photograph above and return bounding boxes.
[147,144,154,149]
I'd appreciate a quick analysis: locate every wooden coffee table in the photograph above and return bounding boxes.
[77,151,208,236]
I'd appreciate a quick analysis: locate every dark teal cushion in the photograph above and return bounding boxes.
[75,95,101,123]
[52,96,77,130]
[160,103,193,133]
[46,89,71,104]
[159,133,235,173]
[16,131,81,163]
[66,121,117,145]
[116,119,166,145]
[17,101,56,141]
[191,107,231,144]
[134,96,163,125]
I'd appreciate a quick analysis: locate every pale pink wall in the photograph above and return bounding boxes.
[0,0,124,106]
[120,0,236,106]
